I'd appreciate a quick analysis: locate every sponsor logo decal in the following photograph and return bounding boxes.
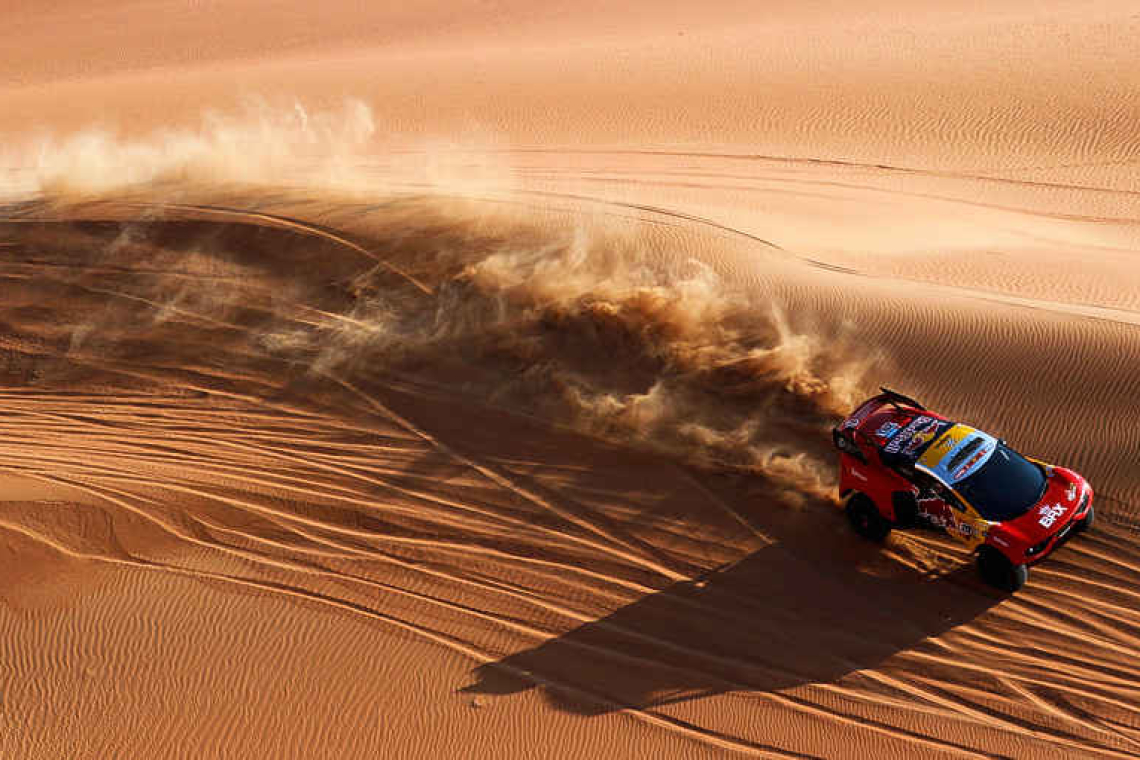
[842,404,876,430]
[885,415,945,455]
[953,446,990,480]
[1066,483,1078,502]
[992,536,1009,547]
[916,496,942,510]
[851,468,868,482]
[884,415,929,453]
[875,421,901,439]
[918,425,973,467]
[904,424,942,456]
[1038,503,1067,529]
[917,497,946,527]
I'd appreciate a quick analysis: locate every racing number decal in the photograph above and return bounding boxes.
[951,514,987,549]
[920,490,986,548]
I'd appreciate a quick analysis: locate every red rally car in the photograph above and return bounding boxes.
[832,388,1094,591]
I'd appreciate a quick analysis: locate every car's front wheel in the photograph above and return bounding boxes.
[845,493,892,541]
[977,545,1028,592]
[1075,503,1095,534]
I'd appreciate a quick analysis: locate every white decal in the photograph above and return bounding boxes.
[1066,483,1077,502]
[851,468,868,482]
[842,404,876,430]
[1038,503,1066,529]
[876,421,901,438]
[903,422,943,456]
[885,415,937,454]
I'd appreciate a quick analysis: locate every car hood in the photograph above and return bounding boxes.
[1002,466,1087,543]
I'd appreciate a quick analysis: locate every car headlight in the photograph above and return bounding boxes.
[1025,536,1051,557]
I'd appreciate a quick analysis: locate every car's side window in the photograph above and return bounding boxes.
[917,475,946,502]
[909,469,930,490]
[937,486,965,511]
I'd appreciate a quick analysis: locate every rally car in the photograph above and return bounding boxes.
[832,388,1094,591]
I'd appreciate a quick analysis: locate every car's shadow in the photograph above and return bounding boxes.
[460,480,1002,716]
[356,373,1003,717]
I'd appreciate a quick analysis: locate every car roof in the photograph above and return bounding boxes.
[839,392,1004,489]
[914,424,999,486]
[843,398,1001,485]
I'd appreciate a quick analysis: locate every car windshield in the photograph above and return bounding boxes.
[953,443,1047,521]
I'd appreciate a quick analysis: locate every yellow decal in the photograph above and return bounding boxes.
[918,424,975,468]
[957,517,989,550]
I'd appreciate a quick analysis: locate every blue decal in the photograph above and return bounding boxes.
[875,421,901,438]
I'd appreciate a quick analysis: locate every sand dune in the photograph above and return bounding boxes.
[2,2,1140,758]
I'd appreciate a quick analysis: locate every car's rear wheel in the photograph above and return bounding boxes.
[1075,503,1095,534]
[891,492,918,528]
[846,493,892,541]
[977,546,1028,592]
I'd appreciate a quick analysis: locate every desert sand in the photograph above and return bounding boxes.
[1,2,1139,758]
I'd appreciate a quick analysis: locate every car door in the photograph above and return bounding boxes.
[912,472,954,530]
[935,484,989,550]
[916,487,953,530]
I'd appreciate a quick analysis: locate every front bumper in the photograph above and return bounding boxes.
[1024,494,1092,565]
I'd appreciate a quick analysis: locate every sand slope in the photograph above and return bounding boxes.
[2,2,1140,759]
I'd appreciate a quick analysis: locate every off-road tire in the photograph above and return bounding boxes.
[846,493,892,541]
[891,492,918,528]
[1074,503,1095,534]
[977,546,1028,592]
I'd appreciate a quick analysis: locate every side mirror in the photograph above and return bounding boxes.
[832,429,866,462]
